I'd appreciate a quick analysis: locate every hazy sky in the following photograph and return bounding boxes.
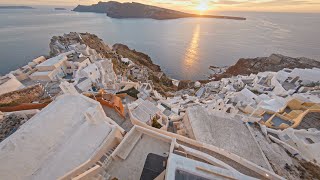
[2,0,320,13]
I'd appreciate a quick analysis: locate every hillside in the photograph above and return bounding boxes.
[73,1,246,20]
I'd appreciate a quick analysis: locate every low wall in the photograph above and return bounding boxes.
[0,103,49,112]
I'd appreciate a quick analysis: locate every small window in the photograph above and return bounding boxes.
[306,138,314,144]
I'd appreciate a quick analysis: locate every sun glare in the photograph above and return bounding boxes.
[196,2,209,14]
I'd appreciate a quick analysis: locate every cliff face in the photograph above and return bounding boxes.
[212,54,320,80]
[73,1,246,20]
[112,43,175,94]
[113,43,161,72]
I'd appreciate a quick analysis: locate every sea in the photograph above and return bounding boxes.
[0,7,319,80]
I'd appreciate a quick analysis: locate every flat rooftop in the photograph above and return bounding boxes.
[0,94,115,180]
[0,76,10,85]
[37,55,66,67]
[71,55,89,63]
[185,106,270,170]
[130,99,160,123]
[30,70,54,76]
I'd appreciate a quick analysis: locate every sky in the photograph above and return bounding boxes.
[1,0,320,13]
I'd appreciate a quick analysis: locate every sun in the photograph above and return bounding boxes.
[196,2,209,13]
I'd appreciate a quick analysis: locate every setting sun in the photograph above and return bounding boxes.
[196,1,209,13]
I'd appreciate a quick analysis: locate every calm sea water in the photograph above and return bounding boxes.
[0,8,319,80]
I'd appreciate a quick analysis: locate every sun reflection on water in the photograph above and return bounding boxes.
[182,24,201,78]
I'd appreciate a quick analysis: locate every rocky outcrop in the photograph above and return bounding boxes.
[113,43,161,72]
[113,43,176,95]
[211,54,320,80]
[73,1,246,20]
[50,32,112,57]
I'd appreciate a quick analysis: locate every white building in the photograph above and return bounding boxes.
[32,56,46,64]
[81,63,101,84]
[128,99,169,130]
[0,74,25,95]
[96,59,117,88]
[30,55,68,81]
[68,43,102,62]
[36,55,67,72]
[0,93,124,180]
[183,106,272,171]
[75,77,94,92]
[267,127,320,165]
[64,56,91,75]
[121,58,134,66]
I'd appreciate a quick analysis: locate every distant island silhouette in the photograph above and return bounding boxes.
[73,1,246,20]
[0,6,35,9]
[54,8,67,10]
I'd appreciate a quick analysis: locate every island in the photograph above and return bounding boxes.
[54,8,67,10]
[0,6,34,9]
[73,1,246,20]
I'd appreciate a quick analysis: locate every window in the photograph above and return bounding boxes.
[305,138,314,144]
[140,153,167,180]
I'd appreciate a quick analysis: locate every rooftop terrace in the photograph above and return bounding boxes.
[37,55,67,67]
[184,106,271,170]
[0,94,118,180]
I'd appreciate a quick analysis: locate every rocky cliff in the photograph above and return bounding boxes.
[112,43,175,94]
[113,43,161,72]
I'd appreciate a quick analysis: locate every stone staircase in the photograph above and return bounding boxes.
[72,146,118,180]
